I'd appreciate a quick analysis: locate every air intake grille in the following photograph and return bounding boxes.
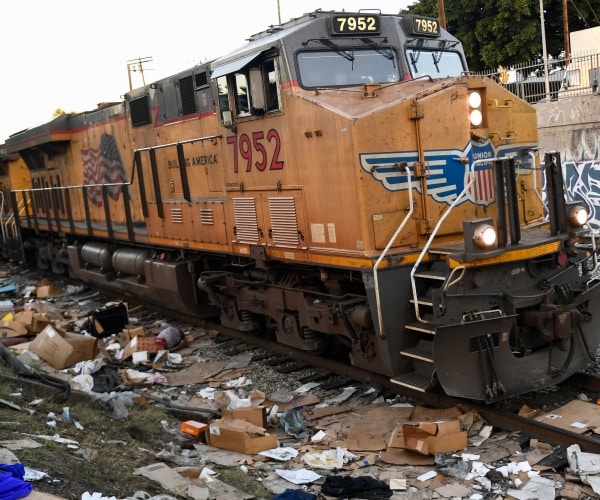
[269,197,299,246]
[233,198,259,244]
[170,207,183,224]
[200,208,214,225]
[179,76,197,116]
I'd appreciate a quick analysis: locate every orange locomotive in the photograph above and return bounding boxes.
[1,10,599,402]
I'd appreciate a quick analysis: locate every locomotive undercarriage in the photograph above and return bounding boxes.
[429,249,600,402]
[25,233,384,373]
[197,264,385,372]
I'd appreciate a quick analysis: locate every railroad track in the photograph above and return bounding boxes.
[5,267,600,455]
[189,311,600,455]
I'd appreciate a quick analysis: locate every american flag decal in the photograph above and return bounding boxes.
[81,134,126,206]
[468,165,495,206]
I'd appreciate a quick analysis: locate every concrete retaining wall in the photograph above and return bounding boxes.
[535,95,600,227]
[536,95,600,161]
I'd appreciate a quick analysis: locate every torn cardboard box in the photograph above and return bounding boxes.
[29,325,98,370]
[388,420,467,455]
[0,319,29,339]
[120,335,160,361]
[221,407,267,428]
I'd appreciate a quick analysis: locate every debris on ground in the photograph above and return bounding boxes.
[0,265,599,499]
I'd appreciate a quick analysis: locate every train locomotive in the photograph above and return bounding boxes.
[1,9,600,403]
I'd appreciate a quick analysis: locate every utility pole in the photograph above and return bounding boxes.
[277,0,281,24]
[562,0,570,59]
[437,0,447,29]
[539,0,551,101]
[127,57,153,90]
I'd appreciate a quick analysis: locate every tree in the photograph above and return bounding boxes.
[404,0,600,71]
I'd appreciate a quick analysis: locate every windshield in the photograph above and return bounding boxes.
[297,48,400,88]
[405,49,464,79]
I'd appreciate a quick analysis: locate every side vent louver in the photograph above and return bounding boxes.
[171,207,183,224]
[233,198,259,244]
[200,208,214,225]
[269,197,299,247]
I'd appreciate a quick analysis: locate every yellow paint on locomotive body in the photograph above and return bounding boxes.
[448,240,562,268]
[268,74,546,270]
[1,17,545,276]
[5,72,546,273]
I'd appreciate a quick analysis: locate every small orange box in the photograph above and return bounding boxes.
[180,420,208,437]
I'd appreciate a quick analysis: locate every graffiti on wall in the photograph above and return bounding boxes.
[561,129,600,228]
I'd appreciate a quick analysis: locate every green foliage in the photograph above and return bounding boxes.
[406,0,600,71]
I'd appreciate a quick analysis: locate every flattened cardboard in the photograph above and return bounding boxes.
[389,420,467,455]
[207,418,277,454]
[346,406,414,451]
[535,399,600,434]
[380,447,435,465]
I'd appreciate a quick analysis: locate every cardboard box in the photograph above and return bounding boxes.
[32,312,52,333]
[0,320,29,338]
[207,418,278,454]
[122,325,146,340]
[388,420,467,455]
[36,284,62,298]
[222,407,267,428]
[180,420,208,437]
[120,335,160,361]
[29,325,97,370]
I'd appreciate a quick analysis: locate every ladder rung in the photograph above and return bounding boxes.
[390,372,432,392]
[414,269,447,281]
[400,346,433,363]
[405,321,436,335]
[410,297,433,306]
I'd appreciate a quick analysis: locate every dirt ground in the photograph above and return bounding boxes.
[0,373,268,499]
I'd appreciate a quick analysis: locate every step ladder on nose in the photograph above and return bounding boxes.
[391,255,465,393]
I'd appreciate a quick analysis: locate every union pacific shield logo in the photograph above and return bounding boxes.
[359,140,534,207]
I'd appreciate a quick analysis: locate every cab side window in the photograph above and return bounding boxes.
[217,57,281,127]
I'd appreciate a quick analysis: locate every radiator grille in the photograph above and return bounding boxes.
[233,198,259,244]
[200,208,214,225]
[170,207,183,224]
[269,197,299,246]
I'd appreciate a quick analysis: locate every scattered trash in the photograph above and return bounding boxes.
[275,468,322,485]
[155,324,184,349]
[2,271,600,500]
[280,408,308,439]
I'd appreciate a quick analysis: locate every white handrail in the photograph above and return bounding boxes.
[410,157,505,323]
[373,166,413,337]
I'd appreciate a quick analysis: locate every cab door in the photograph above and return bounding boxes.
[413,86,477,236]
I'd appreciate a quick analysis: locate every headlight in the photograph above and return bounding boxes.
[468,91,482,108]
[567,204,588,227]
[468,90,484,128]
[473,224,497,248]
[470,109,483,127]
[464,218,498,260]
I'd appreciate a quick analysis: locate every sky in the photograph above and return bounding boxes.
[0,0,415,145]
